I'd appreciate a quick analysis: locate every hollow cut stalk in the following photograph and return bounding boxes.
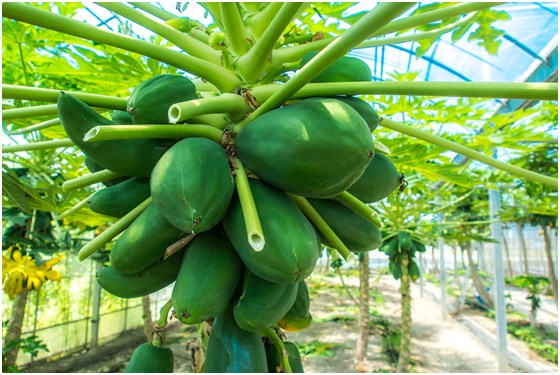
[78,197,152,261]
[3,104,59,121]
[233,158,265,252]
[169,94,250,123]
[1,3,240,92]
[335,192,383,229]
[4,118,61,135]
[287,194,351,261]
[234,2,415,132]
[381,118,558,189]
[62,169,124,192]
[2,139,74,153]
[83,124,224,144]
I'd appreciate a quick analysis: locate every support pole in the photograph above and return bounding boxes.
[91,261,102,349]
[489,188,509,372]
[418,252,425,298]
[439,213,448,320]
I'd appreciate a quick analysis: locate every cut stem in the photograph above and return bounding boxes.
[335,192,383,229]
[53,192,96,220]
[78,196,152,261]
[62,169,125,192]
[2,139,74,153]
[381,118,558,189]
[287,193,351,261]
[84,124,224,144]
[169,94,250,123]
[233,159,265,251]
[3,104,59,121]
[157,299,173,329]
[3,117,61,135]
[261,328,293,373]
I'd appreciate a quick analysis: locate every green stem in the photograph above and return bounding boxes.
[84,124,224,144]
[3,117,61,135]
[244,3,284,38]
[2,139,74,153]
[236,2,305,83]
[261,328,293,373]
[129,2,175,21]
[272,2,501,64]
[169,94,250,123]
[233,159,265,251]
[381,118,558,189]
[53,192,96,220]
[336,192,383,229]
[191,114,231,130]
[1,3,240,92]
[199,2,224,29]
[287,193,351,261]
[219,3,252,55]
[78,197,152,261]
[97,2,220,64]
[62,169,125,192]
[234,2,414,132]
[2,84,128,108]
[157,299,173,329]
[3,104,59,121]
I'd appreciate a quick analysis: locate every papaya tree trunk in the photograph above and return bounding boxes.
[142,295,153,341]
[396,251,411,373]
[355,252,369,365]
[465,241,494,309]
[517,223,529,275]
[3,286,29,369]
[542,225,558,306]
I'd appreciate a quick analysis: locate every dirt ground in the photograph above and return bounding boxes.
[24,271,558,373]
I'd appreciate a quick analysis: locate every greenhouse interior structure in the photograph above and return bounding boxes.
[1,2,558,373]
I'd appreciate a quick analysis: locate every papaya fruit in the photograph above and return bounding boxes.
[379,236,398,257]
[110,204,183,275]
[58,93,173,177]
[278,280,312,332]
[408,260,421,282]
[124,343,174,373]
[236,98,374,198]
[172,227,242,325]
[127,74,197,124]
[347,152,402,203]
[223,179,320,284]
[300,51,372,83]
[265,341,304,373]
[397,231,414,252]
[96,251,183,298]
[84,156,129,186]
[204,305,268,373]
[111,109,134,124]
[150,137,234,234]
[412,240,427,253]
[388,260,402,280]
[88,177,151,218]
[331,96,380,132]
[308,198,382,252]
[233,268,298,331]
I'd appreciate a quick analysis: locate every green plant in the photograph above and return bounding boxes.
[510,274,550,327]
[507,323,558,363]
[297,340,337,358]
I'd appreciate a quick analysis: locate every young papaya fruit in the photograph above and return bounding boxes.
[110,204,183,275]
[58,93,173,177]
[96,251,183,298]
[150,137,234,234]
[127,74,197,124]
[308,198,382,252]
[88,177,151,218]
[408,260,421,282]
[300,51,372,83]
[124,343,174,373]
[265,341,304,373]
[388,260,402,280]
[223,179,320,284]
[397,231,414,252]
[233,268,298,331]
[331,96,380,132]
[347,152,402,203]
[204,305,268,373]
[111,109,134,124]
[379,236,398,257]
[172,227,242,325]
[236,98,374,198]
[84,156,129,186]
[278,280,312,332]
[412,240,427,253]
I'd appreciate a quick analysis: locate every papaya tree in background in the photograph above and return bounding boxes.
[510,275,550,328]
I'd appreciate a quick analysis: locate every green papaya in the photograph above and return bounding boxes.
[388,260,402,280]
[278,280,312,332]
[204,305,268,373]
[347,152,402,203]
[412,240,427,253]
[150,137,234,234]
[300,51,372,83]
[408,260,421,282]
[111,109,134,124]
[58,93,173,177]
[127,74,197,124]
[236,98,374,198]
[96,251,183,298]
[223,179,320,284]
[172,228,242,325]
[233,268,298,331]
[397,231,414,252]
[265,341,304,373]
[308,198,382,252]
[110,204,183,274]
[88,177,151,218]
[331,96,379,132]
[379,236,398,257]
[124,343,174,373]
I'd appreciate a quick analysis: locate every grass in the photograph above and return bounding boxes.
[507,322,558,363]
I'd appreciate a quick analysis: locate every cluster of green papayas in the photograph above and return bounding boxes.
[59,54,403,372]
[380,232,427,281]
